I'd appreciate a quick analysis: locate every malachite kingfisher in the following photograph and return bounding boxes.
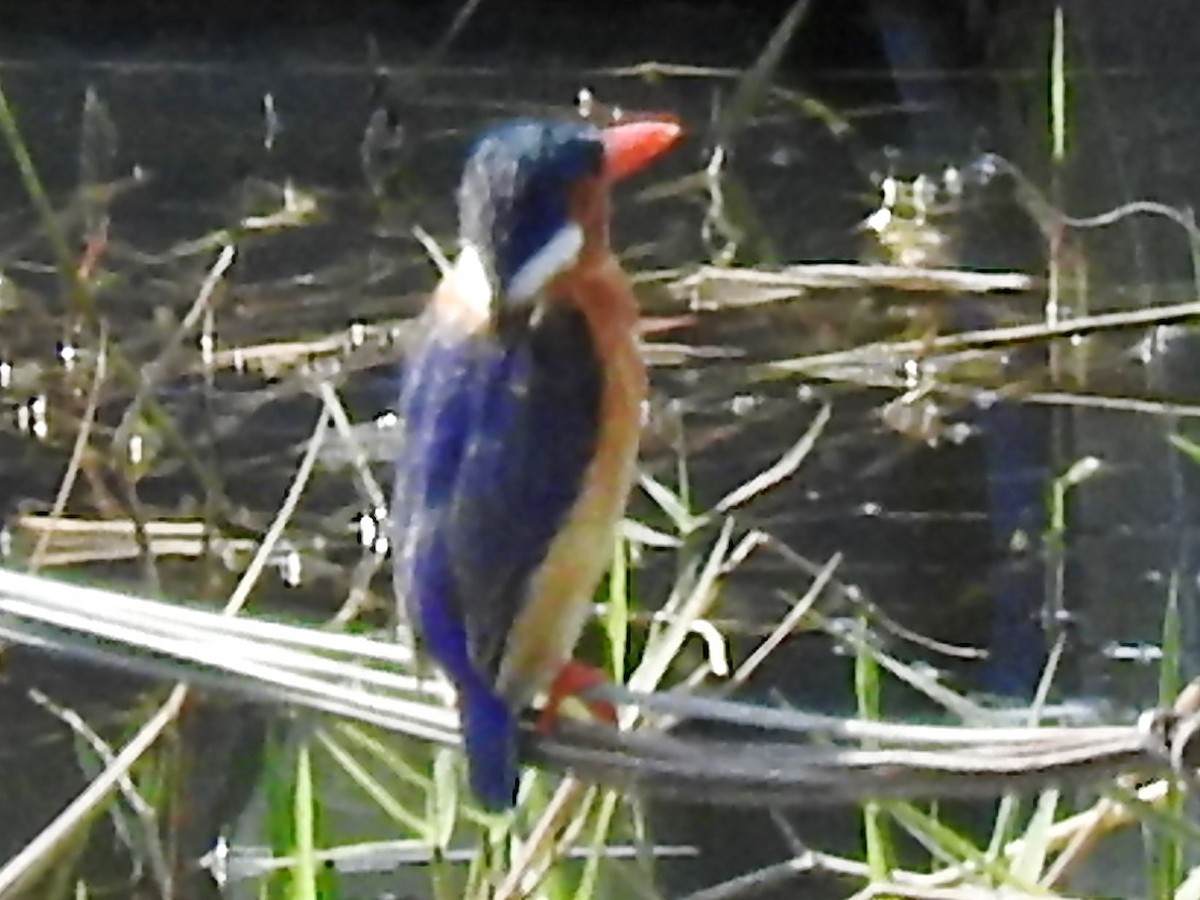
[391,114,682,810]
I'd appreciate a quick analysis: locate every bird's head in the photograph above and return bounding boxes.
[451,116,681,322]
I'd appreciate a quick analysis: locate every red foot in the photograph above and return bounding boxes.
[535,661,618,734]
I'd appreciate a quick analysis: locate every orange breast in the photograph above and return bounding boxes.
[494,258,646,704]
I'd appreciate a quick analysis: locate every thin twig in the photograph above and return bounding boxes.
[0,410,330,896]
[760,297,1200,378]
[28,332,108,572]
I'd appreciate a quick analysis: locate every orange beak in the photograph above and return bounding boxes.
[601,117,683,182]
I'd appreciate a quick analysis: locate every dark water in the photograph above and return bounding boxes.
[3,1,1200,897]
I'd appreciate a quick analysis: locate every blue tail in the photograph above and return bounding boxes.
[459,681,520,811]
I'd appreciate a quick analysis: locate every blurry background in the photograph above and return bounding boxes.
[3,0,1200,897]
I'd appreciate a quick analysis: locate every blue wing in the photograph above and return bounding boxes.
[392,303,603,688]
[391,302,602,809]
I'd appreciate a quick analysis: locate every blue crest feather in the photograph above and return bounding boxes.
[457,120,603,296]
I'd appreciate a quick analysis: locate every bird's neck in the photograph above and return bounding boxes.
[552,255,640,332]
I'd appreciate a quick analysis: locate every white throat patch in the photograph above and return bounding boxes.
[506,223,584,302]
[452,243,495,321]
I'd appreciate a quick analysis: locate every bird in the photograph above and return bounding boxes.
[390,114,682,810]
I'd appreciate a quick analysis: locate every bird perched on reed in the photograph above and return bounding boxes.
[391,114,681,809]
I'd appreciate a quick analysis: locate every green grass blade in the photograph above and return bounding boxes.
[1011,789,1060,883]
[607,537,631,684]
[855,614,892,879]
[289,741,321,900]
[315,728,430,837]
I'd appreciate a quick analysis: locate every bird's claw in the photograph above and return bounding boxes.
[535,660,618,733]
